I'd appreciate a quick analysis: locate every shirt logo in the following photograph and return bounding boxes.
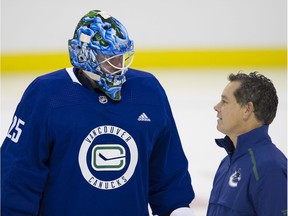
[137,113,151,122]
[78,125,138,190]
[92,144,126,171]
[229,168,241,187]
[99,96,108,104]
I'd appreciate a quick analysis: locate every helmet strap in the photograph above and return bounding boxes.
[82,70,101,82]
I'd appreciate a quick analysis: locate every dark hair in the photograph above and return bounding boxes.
[228,71,278,125]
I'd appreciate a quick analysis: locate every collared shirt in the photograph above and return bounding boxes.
[207,125,287,216]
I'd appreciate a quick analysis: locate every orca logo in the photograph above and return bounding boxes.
[229,168,241,187]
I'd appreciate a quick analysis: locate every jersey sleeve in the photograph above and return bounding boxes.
[1,78,52,215]
[148,83,195,216]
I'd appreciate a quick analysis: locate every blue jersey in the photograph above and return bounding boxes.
[1,68,194,216]
[207,125,287,216]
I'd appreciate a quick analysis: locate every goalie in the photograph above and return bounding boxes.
[1,10,195,216]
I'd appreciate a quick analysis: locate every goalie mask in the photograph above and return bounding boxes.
[68,10,134,101]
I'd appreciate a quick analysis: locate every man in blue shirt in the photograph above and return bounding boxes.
[207,72,287,216]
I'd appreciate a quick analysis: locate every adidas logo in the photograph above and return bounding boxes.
[137,113,151,122]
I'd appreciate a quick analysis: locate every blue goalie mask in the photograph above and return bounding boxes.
[68,10,134,101]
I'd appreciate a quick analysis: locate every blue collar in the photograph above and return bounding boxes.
[215,125,271,158]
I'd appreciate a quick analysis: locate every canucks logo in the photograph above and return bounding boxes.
[78,125,138,190]
[92,144,126,171]
[229,168,241,187]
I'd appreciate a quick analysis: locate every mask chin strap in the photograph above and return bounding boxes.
[83,68,126,85]
[82,69,124,101]
[82,70,101,81]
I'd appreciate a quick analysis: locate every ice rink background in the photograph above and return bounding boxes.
[1,67,286,215]
[1,0,286,214]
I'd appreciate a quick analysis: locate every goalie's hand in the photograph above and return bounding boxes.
[153,207,195,216]
[170,207,195,216]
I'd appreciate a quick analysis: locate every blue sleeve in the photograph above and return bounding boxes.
[1,79,51,215]
[253,167,287,215]
[148,85,195,216]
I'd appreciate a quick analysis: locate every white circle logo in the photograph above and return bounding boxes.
[78,125,138,190]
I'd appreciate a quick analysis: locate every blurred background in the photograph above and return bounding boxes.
[1,0,287,215]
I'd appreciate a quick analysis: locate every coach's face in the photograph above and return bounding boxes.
[214,81,247,141]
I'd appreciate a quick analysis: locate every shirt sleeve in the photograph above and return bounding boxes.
[1,79,52,215]
[148,85,195,216]
[252,166,287,215]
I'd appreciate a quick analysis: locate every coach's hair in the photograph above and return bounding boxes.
[228,71,278,125]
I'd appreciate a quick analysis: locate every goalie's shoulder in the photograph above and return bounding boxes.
[21,69,77,108]
[35,68,72,84]
[28,68,74,93]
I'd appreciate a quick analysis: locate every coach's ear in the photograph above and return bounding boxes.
[243,101,255,120]
[170,207,195,216]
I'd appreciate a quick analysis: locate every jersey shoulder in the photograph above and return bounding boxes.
[124,68,166,101]
[35,68,77,84]
[126,68,156,79]
[20,68,83,111]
